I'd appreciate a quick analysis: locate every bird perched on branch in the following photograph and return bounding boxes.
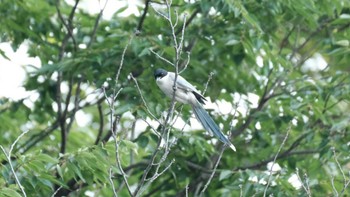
[154,68,236,151]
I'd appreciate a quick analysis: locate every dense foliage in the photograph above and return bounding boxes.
[1,0,350,196]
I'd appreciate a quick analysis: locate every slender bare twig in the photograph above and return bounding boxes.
[51,186,62,197]
[133,2,188,196]
[95,101,104,144]
[185,184,189,197]
[200,146,225,196]
[150,3,169,20]
[133,143,162,196]
[332,147,347,184]
[55,0,79,52]
[340,172,350,196]
[197,99,239,196]
[0,131,29,197]
[331,147,350,196]
[175,8,200,35]
[239,184,243,197]
[113,117,133,197]
[87,0,108,48]
[141,118,161,137]
[263,125,291,196]
[296,168,312,197]
[137,0,151,32]
[149,48,174,66]
[236,131,307,169]
[179,51,190,74]
[203,72,214,94]
[103,86,131,196]
[147,159,175,182]
[130,74,161,124]
[102,30,137,196]
[66,78,82,132]
[108,167,118,197]
[331,173,339,197]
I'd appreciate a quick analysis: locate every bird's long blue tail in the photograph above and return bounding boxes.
[192,104,236,151]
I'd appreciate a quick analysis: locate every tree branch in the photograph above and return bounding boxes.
[94,100,104,145]
[0,131,29,197]
[137,0,151,32]
[87,0,108,48]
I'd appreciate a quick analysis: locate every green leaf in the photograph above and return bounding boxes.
[121,140,138,152]
[219,170,233,181]
[67,162,86,182]
[0,188,22,197]
[138,135,149,148]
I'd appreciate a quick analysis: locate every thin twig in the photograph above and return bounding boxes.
[263,125,291,196]
[133,2,188,196]
[137,0,151,32]
[200,147,225,195]
[332,147,350,196]
[0,131,29,197]
[55,0,79,53]
[51,186,62,197]
[95,101,104,145]
[340,172,350,196]
[130,74,161,124]
[115,31,137,87]
[102,30,136,196]
[146,159,175,182]
[149,48,174,66]
[203,72,214,94]
[113,117,133,196]
[296,168,312,197]
[141,118,161,137]
[185,183,189,197]
[66,78,82,132]
[108,167,118,197]
[239,184,243,197]
[179,51,190,74]
[332,147,347,184]
[87,0,108,48]
[175,8,200,35]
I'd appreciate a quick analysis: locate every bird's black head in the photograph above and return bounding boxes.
[154,68,168,79]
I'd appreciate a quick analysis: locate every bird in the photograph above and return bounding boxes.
[154,68,236,151]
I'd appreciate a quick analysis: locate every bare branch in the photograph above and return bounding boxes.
[175,8,200,35]
[296,168,312,197]
[95,101,104,145]
[235,133,310,171]
[130,74,161,124]
[0,130,29,197]
[51,186,62,197]
[66,78,82,132]
[87,0,108,48]
[137,0,152,32]
[108,167,118,197]
[55,0,79,54]
[203,72,214,94]
[263,124,291,196]
[332,147,350,196]
[200,147,225,195]
[185,184,189,197]
[112,117,133,196]
[332,147,347,183]
[133,3,188,196]
[102,29,136,196]
[149,48,174,66]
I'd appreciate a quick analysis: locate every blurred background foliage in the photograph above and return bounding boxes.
[0,0,350,196]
